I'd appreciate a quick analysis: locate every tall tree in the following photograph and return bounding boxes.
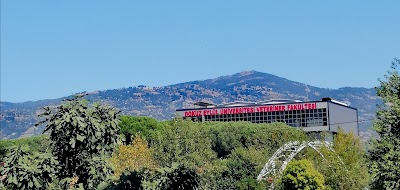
[36,95,121,189]
[368,59,400,189]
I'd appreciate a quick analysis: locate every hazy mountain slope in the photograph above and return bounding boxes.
[0,71,380,139]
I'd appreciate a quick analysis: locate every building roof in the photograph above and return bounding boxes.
[217,99,303,107]
[177,98,354,111]
[193,101,215,107]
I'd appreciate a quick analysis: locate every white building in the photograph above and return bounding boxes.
[176,98,359,136]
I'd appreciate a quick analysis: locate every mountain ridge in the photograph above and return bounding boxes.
[0,70,379,139]
[1,70,374,104]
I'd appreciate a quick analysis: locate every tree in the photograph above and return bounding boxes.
[206,122,308,158]
[111,135,157,176]
[211,147,268,190]
[119,116,160,144]
[149,163,200,190]
[368,59,400,189]
[280,159,325,190]
[36,95,121,189]
[0,135,49,160]
[0,145,59,190]
[329,129,369,189]
[302,130,369,190]
[151,118,216,169]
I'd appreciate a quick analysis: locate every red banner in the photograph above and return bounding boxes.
[183,103,317,117]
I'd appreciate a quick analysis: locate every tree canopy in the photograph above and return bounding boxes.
[368,59,400,189]
[280,159,325,190]
[36,95,121,189]
[0,91,378,189]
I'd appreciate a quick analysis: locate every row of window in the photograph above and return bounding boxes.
[188,108,328,127]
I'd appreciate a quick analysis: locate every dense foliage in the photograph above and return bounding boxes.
[0,135,49,160]
[368,59,400,189]
[0,96,374,189]
[119,116,160,144]
[151,119,217,169]
[34,95,122,189]
[0,145,59,190]
[111,135,157,176]
[300,130,369,190]
[328,130,369,189]
[101,163,200,190]
[280,159,325,190]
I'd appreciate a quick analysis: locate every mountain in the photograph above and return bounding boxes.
[0,70,380,139]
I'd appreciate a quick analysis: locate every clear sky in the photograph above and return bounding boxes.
[1,1,399,103]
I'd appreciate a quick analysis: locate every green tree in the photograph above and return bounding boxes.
[119,116,160,144]
[153,163,200,190]
[0,135,49,160]
[151,118,216,169]
[301,130,369,190]
[206,122,308,158]
[0,144,59,190]
[280,159,325,190]
[368,59,400,189]
[330,129,369,189]
[211,147,268,190]
[150,120,308,189]
[36,95,121,189]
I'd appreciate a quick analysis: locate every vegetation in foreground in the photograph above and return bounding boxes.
[0,96,367,190]
[1,59,399,189]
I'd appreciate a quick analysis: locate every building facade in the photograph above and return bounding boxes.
[176,98,359,136]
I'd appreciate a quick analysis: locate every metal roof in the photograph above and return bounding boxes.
[192,99,303,108]
[193,101,215,107]
[257,99,302,105]
[177,98,355,111]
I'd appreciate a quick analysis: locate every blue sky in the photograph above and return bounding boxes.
[1,1,399,102]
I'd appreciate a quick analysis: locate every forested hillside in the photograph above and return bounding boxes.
[0,70,380,139]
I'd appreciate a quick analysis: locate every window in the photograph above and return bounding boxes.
[183,107,328,127]
[305,108,327,127]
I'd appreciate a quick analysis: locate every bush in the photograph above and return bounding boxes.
[280,159,325,190]
[211,147,268,190]
[103,163,200,190]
